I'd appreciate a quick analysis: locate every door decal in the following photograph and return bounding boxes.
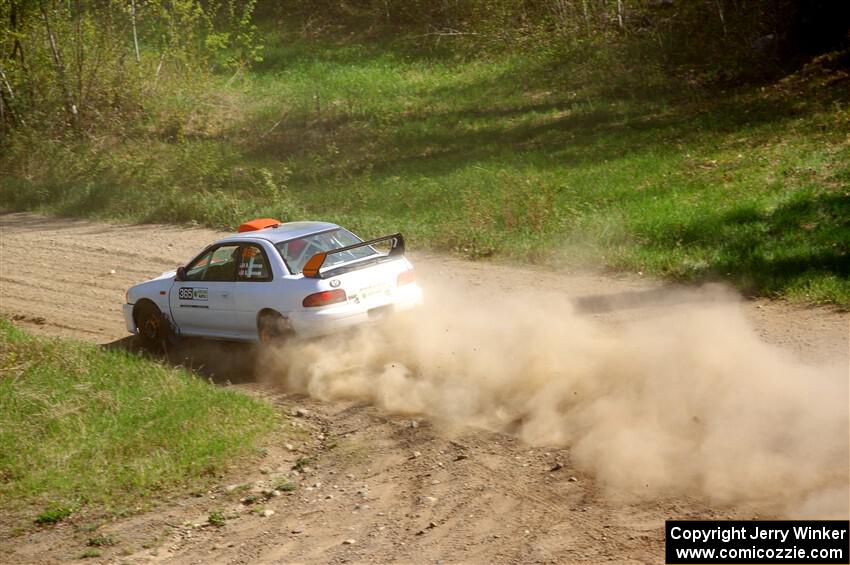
[178,287,208,301]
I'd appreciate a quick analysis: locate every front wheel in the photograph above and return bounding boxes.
[135,301,167,352]
[258,312,292,346]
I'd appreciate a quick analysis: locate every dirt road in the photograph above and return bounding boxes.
[1,212,847,564]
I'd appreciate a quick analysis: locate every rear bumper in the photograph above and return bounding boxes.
[123,303,137,334]
[288,283,423,338]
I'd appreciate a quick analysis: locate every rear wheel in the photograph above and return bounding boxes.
[258,311,291,346]
[135,301,166,352]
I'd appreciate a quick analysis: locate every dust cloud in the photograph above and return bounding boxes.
[258,282,849,517]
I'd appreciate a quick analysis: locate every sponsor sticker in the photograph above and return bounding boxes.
[178,287,208,301]
[354,283,390,303]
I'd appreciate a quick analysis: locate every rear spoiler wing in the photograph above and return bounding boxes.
[302,233,405,279]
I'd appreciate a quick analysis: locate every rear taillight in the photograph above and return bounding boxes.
[302,289,347,308]
[397,269,416,286]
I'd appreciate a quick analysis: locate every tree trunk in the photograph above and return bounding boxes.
[130,0,141,64]
[10,1,26,67]
[715,0,727,37]
[38,0,79,130]
[75,0,84,116]
[582,0,590,34]
[0,65,22,127]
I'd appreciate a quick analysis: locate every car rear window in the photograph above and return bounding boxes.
[275,228,376,275]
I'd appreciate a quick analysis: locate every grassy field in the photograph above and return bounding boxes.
[2,35,848,305]
[0,319,276,520]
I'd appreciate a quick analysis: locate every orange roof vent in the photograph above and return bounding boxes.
[238,218,282,233]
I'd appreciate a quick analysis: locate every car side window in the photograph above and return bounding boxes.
[185,249,212,281]
[185,244,239,282]
[237,244,272,282]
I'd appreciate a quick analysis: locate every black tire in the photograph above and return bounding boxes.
[135,301,166,352]
[258,311,291,346]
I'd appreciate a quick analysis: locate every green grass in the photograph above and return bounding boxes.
[0,319,276,517]
[275,480,297,492]
[34,506,73,525]
[291,457,312,472]
[207,511,226,527]
[1,35,848,304]
[87,534,117,547]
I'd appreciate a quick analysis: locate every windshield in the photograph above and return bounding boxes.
[275,228,377,275]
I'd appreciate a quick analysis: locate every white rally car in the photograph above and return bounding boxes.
[123,218,422,348]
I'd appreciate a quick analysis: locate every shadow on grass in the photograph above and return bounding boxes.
[669,192,850,296]
[105,336,259,385]
[246,34,842,180]
[246,72,811,188]
[253,29,453,73]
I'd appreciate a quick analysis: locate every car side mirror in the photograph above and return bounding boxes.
[176,266,187,281]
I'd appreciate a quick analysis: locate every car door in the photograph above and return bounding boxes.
[231,242,278,337]
[170,243,239,337]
